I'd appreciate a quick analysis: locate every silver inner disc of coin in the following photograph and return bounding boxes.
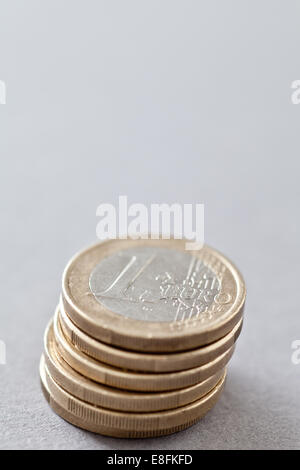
[89,246,221,322]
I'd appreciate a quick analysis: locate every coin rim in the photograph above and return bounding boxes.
[40,355,226,438]
[44,321,225,412]
[51,310,234,391]
[59,302,243,372]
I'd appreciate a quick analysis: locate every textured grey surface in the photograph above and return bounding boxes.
[0,0,300,450]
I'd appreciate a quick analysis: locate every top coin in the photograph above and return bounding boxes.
[62,239,246,352]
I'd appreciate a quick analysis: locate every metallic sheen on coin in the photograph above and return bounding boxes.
[62,239,246,352]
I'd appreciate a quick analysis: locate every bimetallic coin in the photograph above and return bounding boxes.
[44,320,225,412]
[59,302,243,372]
[40,355,226,438]
[52,309,234,392]
[62,239,246,352]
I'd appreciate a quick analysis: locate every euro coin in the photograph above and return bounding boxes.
[62,239,246,352]
[40,355,226,438]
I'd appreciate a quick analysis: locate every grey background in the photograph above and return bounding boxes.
[0,0,299,450]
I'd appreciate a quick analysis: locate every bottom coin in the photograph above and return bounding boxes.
[40,355,226,438]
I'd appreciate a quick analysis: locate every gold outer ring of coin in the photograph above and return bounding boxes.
[61,239,246,352]
[40,355,227,438]
[59,302,243,372]
[51,310,234,392]
[44,319,225,412]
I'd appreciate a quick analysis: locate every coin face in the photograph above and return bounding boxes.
[40,355,226,438]
[62,239,246,352]
[89,246,221,323]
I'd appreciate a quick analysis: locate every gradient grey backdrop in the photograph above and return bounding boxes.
[0,0,299,449]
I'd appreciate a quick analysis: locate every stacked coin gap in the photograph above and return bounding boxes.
[40,239,246,438]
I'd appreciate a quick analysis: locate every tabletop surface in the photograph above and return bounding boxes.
[0,1,299,450]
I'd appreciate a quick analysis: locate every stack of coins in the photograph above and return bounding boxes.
[40,239,246,438]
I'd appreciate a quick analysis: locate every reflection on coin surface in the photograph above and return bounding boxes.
[62,239,246,351]
[40,355,226,438]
